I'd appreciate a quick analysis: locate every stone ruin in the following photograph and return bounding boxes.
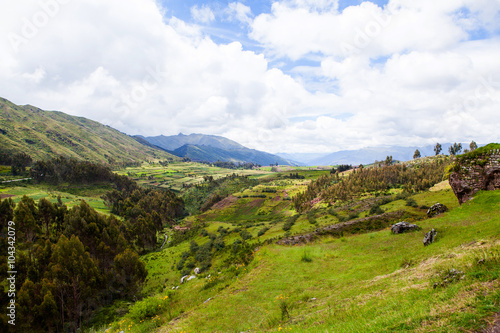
[449,146,500,204]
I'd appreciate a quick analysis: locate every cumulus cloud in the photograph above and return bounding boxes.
[0,0,499,154]
[191,4,215,23]
[226,2,253,24]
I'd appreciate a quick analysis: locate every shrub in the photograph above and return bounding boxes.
[257,226,270,237]
[301,250,312,262]
[128,295,170,321]
[239,230,252,241]
[405,198,418,208]
[369,204,384,215]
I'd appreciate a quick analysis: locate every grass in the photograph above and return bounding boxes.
[95,187,500,333]
[0,183,112,214]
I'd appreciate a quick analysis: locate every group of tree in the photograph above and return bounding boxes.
[330,164,353,174]
[102,185,185,251]
[0,152,33,175]
[0,196,147,332]
[293,158,450,212]
[0,155,187,331]
[432,141,477,156]
[198,160,261,170]
[182,174,258,214]
[30,155,115,184]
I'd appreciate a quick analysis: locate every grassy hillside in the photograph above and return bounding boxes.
[92,157,499,333]
[0,97,176,164]
[98,188,499,333]
[173,144,297,166]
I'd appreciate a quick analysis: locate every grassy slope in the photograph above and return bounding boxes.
[100,173,499,333]
[0,97,176,163]
[163,191,499,333]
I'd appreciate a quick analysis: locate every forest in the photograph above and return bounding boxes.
[0,157,185,332]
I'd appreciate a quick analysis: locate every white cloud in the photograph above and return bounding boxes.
[226,2,253,25]
[191,4,215,24]
[0,0,499,154]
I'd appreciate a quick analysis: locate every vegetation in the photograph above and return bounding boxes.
[0,97,175,164]
[1,125,499,333]
[293,157,450,212]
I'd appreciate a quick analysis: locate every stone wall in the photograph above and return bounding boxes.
[449,149,500,204]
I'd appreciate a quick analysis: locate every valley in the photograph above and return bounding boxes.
[0,98,498,332]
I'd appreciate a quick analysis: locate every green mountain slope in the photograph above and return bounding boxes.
[0,97,176,163]
[172,144,298,166]
[137,133,245,151]
[139,133,299,166]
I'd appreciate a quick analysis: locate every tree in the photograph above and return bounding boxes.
[112,248,147,298]
[38,198,56,237]
[448,142,463,156]
[14,195,40,242]
[385,156,393,166]
[0,197,14,231]
[470,140,478,151]
[11,152,32,175]
[413,149,421,159]
[48,235,100,333]
[434,143,442,155]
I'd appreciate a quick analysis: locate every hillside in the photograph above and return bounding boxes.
[140,133,298,166]
[138,133,245,151]
[172,144,298,166]
[279,144,484,166]
[0,97,176,164]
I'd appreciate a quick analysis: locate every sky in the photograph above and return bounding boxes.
[1,0,499,154]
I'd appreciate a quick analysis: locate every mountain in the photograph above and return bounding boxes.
[284,143,482,166]
[0,97,176,164]
[140,133,299,166]
[137,133,245,151]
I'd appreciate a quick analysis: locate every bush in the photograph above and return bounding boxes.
[128,295,170,321]
[239,230,252,241]
[257,226,270,237]
[405,198,418,208]
[301,250,312,262]
[369,204,384,215]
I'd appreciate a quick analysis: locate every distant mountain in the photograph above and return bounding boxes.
[140,133,298,166]
[275,152,328,165]
[303,143,482,166]
[137,133,245,151]
[0,97,176,164]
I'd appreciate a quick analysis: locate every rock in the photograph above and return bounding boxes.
[449,148,500,204]
[391,221,420,234]
[187,275,196,281]
[423,229,437,246]
[203,297,212,303]
[180,275,189,284]
[194,267,200,274]
[427,203,448,218]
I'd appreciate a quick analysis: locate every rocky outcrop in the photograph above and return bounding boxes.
[449,145,500,204]
[277,211,404,245]
[426,203,448,218]
[390,221,420,234]
[423,229,437,246]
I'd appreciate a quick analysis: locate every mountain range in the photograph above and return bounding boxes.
[0,97,175,164]
[1,96,478,167]
[137,133,298,166]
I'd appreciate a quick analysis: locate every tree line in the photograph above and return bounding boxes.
[0,157,186,332]
[293,158,449,212]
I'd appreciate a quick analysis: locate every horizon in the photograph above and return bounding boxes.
[1,0,499,154]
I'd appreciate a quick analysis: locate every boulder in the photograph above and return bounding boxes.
[426,203,448,218]
[423,229,437,246]
[194,267,200,274]
[187,275,196,281]
[390,221,420,234]
[180,275,189,284]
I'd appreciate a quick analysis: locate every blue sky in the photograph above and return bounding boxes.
[1,0,500,153]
